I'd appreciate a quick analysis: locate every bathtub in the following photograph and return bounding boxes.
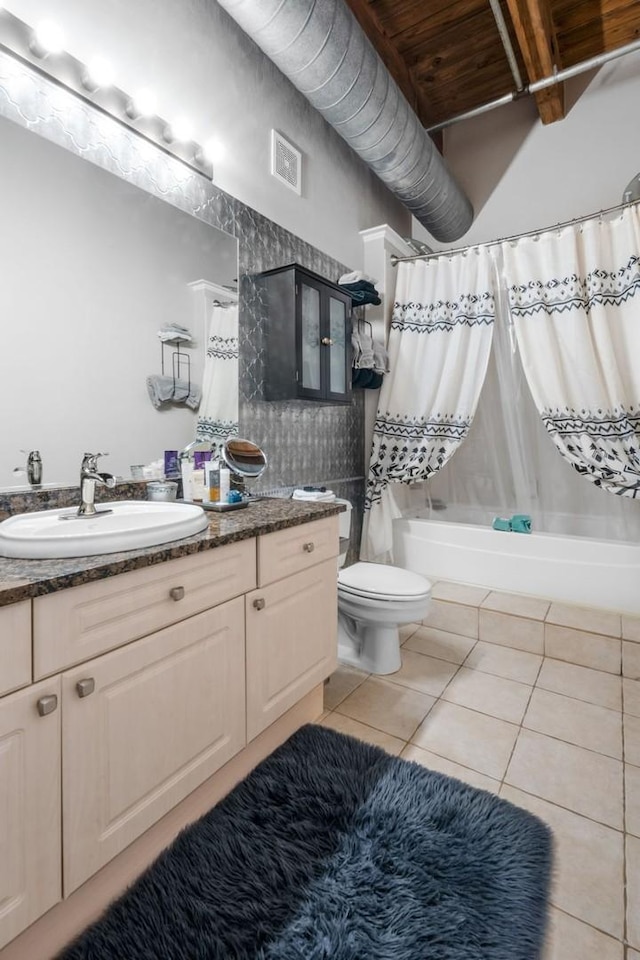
[392,517,640,615]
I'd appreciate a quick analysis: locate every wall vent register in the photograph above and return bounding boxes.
[271,130,302,195]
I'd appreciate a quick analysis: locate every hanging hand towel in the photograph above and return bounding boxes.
[338,271,378,285]
[372,339,390,374]
[146,375,201,410]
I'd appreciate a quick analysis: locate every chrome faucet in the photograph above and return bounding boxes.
[27,450,42,486]
[78,452,117,517]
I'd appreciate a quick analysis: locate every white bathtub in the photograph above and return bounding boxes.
[393,517,640,615]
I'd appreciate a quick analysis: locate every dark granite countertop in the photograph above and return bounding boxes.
[0,498,344,607]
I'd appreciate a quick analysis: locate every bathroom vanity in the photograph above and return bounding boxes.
[0,499,341,958]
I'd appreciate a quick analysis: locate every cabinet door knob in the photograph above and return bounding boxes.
[170,586,185,601]
[253,598,266,611]
[321,337,334,346]
[303,541,315,553]
[76,678,95,698]
[37,694,58,717]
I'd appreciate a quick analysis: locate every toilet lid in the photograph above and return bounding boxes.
[338,562,431,601]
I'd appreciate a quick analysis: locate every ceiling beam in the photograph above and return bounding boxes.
[504,0,565,123]
[343,0,442,146]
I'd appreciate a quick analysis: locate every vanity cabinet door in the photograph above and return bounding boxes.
[62,599,246,895]
[246,559,337,741]
[0,678,62,950]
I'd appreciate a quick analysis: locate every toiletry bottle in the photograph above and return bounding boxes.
[191,452,206,502]
[206,459,221,502]
[180,455,194,502]
[219,464,231,503]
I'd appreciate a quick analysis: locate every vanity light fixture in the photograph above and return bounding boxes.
[0,8,215,180]
[197,136,226,165]
[29,20,65,58]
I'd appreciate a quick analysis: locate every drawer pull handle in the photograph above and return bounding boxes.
[321,337,334,346]
[253,598,266,611]
[76,678,95,699]
[170,586,185,601]
[37,694,58,717]
[303,542,315,553]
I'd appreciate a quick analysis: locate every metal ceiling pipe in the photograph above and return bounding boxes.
[216,0,474,242]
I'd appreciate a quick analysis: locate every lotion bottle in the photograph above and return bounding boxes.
[219,465,231,503]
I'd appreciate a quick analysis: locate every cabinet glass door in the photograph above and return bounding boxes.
[328,296,348,398]
[300,282,321,392]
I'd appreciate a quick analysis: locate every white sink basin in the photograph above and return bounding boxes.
[0,500,210,559]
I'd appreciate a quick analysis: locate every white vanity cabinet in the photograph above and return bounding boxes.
[0,512,340,954]
[0,678,62,950]
[247,517,339,740]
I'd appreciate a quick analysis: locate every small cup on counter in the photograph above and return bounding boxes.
[146,480,178,502]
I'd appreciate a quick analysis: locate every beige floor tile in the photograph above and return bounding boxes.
[320,712,405,755]
[403,625,476,664]
[386,649,458,698]
[482,590,550,621]
[627,950,640,960]
[335,676,435,741]
[411,700,519,780]
[479,608,544,654]
[523,688,622,759]
[623,615,640,642]
[463,640,542,684]
[399,622,421,644]
[537,659,622,712]
[441,666,532,723]
[625,678,640,718]
[624,641,640,680]
[401,743,500,794]
[430,580,489,606]
[505,729,623,829]
[323,664,369,711]
[542,906,623,960]
[626,714,640,767]
[546,602,621,638]
[626,763,640,838]
[501,786,624,939]
[545,624,621,674]
[627,835,640,949]
[424,598,478,638]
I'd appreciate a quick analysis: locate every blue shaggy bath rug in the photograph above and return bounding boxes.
[59,724,552,959]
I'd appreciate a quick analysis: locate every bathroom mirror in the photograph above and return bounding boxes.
[222,439,267,479]
[0,106,239,490]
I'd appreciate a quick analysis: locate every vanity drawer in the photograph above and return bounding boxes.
[33,539,257,679]
[257,516,339,587]
[0,600,32,696]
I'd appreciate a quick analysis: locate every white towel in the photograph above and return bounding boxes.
[372,339,390,374]
[292,489,336,502]
[338,270,378,285]
[146,375,201,410]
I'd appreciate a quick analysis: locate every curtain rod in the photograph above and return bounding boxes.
[390,196,640,266]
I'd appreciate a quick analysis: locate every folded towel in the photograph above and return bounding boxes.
[292,488,336,502]
[372,339,389,374]
[339,271,377,285]
[157,324,193,343]
[146,375,201,410]
[343,287,382,306]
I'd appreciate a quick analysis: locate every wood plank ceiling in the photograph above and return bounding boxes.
[344,0,640,129]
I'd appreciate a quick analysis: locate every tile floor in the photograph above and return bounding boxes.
[319,621,640,960]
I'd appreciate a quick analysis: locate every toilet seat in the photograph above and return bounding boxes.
[338,562,431,603]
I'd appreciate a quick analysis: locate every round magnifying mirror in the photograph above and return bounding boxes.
[222,439,267,480]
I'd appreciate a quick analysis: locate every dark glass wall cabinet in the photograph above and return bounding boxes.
[259,264,352,404]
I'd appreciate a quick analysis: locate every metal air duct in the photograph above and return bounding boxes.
[216,0,474,242]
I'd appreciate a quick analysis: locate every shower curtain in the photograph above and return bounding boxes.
[361,252,495,562]
[503,207,640,498]
[196,301,239,457]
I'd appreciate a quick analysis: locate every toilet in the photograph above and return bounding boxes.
[336,499,432,675]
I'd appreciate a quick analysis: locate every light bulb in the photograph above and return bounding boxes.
[82,57,115,91]
[202,136,225,163]
[30,20,65,57]
[125,87,157,119]
[170,118,193,142]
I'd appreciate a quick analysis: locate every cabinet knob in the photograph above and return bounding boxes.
[170,586,185,601]
[76,678,95,698]
[37,694,58,717]
[321,337,334,346]
[253,598,266,611]
[303,541,315,553]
